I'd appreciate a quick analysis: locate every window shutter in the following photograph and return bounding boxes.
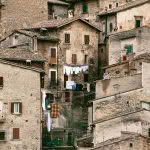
[0,77,3,87]
[65,34,70,43]
[51,71,56,81]
[13,128,19,139]
[51,48,56,57]
[19,103,22,114]
[11,103,14,114]
[84,35,89,44]
[65,92,70,102]
[72,54,77,64]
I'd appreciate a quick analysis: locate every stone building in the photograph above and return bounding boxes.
[0,16,101,148]
[73,0,127,20]
[0,59,44,150]
[0,0,69,38]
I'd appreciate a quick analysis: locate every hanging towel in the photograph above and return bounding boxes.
[51,104,59,118]
[42,92,46,111]
[47,111,51,132]
[87,83,90,92]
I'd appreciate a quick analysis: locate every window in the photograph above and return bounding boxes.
[50,71,56,83]
[50,48,56,64]
[136,20,141,28]
[116,3,118,7]
[82,3,88,13]
[101,48,104,53]
[124,45,133,55]
[11,102,22,114]
[65,33,70,44]
[109,4,112,9]
[0,77,3,87]
[48,4,53,16]
[13,128,19,139]
[84,35,90,45]
[135,16,143,28]
[110,23,113,33]
[64,74,68,88]
[84,55,88,64]
[40,73,44,88]
[0,131,5,141]
[72,54,77,64]
[130,143,133,147]
[84,74,89,82]
[65,92,70,102]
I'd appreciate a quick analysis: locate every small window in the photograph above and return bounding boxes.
[11,102,22,114]
[148,128,150,137]
[82,3,88,13]
[13,128,19,139]
[84,35,90,45]
[50,71,56,82]
[116,3,118,7]
[65,92,70,102]
[48,3,54,16]
[0,131,5,141]
[136,20,141,28]
[101,48,104,53]
[40,73,44,88]
[84,74,89,82]
[0,77,3,87]
[124,45,133,55]
[65,33,70,44]
[110,23,113,33]
[50,48,56,64]
[130,143,133,147]
[109,4,112,9]
[84,55,88,64]
[72,54,77,64]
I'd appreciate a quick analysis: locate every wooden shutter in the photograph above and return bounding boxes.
[65,34,70,43]
[64,74,68,88]
[51,48,56,57]
[72,54,77,64]
[84,35,89,44]
[51,71,56,81]
[13,128,19,139]
[19,103,22,114]
[0,77,3,87]
[11,103,14,114]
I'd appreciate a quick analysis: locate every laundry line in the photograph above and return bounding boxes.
[64,64,88,75]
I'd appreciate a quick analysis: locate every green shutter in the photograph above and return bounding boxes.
[83,3,88,13]
[125,45,133,55]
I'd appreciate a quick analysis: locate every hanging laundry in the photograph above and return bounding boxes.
[47,111,51,132]
[51,104,59,118]
[42,92,46,111]
[66,81,76,89]
[87,83,90,92]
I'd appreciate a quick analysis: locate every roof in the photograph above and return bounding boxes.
[99,0,150,16]
[0,29,59,42]
[0,59,44,73]
[0,48,46,62]
[103,52,150,69]
[48,0,69,5]
[91,132,146,150]
[27,17,101,31]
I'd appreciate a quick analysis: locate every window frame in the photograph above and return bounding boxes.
[0,77,3,88]
[11,102,22,115]
[84,35,90,45]
[72,54,77,64]
[82,3,88,14]
[65,33,70,44]
[13,128,20,140]
[0,131,5,141]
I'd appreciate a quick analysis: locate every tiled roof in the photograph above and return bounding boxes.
[27,17,101,31]
[0,48,46,62]
[48,0,69,5]
[99,0,150,16]
[0,59,44,73]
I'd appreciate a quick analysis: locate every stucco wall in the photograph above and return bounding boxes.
[0,63,41,150]
[117,3,150,32]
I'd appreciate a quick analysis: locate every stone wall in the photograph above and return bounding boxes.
[0,0,48,38]
[0,62,41,150]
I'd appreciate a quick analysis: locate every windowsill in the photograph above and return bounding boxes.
[64,43,71,45]
[82,12,88,14]
[12,113,21,115]
[0,87,3,89]
[11,139,20,141]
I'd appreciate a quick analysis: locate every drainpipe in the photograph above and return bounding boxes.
[105,7,108,36]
